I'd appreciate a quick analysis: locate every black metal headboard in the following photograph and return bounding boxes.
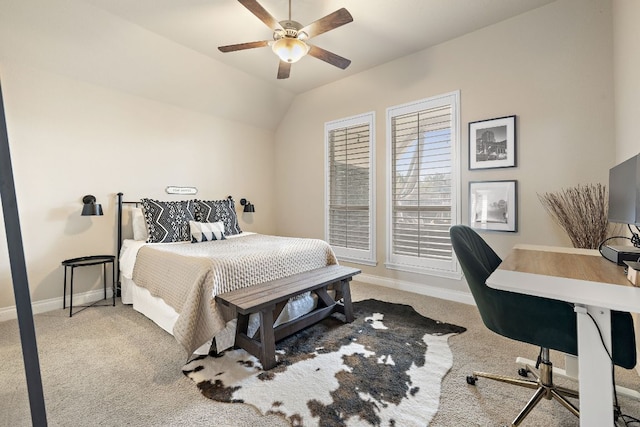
[116,192,140,289]
[115,193,238,289]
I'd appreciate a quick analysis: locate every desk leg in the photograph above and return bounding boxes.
[575,304,613,427]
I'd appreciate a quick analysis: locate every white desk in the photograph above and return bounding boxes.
[486,244,640,427]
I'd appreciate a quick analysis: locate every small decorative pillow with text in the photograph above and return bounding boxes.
[190,220,226,243]
[140,199,196,243]
[195,198,242,236]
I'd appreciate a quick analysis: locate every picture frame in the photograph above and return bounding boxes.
[469,180,517,232]
[468,115,516,170]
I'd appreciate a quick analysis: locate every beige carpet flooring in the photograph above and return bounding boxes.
[1,281,639,426]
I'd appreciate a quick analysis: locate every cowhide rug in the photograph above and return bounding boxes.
[183,299,466,426]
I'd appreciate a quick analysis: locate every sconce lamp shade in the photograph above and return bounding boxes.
[240,198,255,213]
[81,194,103,216]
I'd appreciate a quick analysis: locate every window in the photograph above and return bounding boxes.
[386,92,460,278]
[325,112,376,265]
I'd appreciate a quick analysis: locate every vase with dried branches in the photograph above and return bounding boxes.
[537,183,617,249]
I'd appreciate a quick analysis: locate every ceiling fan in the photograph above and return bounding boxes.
[218,0,353,79]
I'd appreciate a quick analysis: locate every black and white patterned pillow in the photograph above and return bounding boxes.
[140,199,196,243]
[189,220,226,243]
[195,198,242,236]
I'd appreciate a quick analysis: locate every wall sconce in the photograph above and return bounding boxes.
[240,198,255,213]
[81,195,103,216]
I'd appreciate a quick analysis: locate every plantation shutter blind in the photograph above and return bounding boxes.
[325,113,375,265]
[387,92,460,276]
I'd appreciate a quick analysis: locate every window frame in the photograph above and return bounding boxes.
[385,91,461,279]
[324,111,376,266]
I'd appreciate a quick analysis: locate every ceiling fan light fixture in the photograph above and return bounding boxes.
[218,0,353,79]
[271,37,309,63]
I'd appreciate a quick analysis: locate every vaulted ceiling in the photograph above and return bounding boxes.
[1,0,555,130]
[83,0,555,94]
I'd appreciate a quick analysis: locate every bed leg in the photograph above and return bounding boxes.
[208,338,220,356]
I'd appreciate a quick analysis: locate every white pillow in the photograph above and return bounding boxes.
[132,208,149,241]
[190,220,226,243]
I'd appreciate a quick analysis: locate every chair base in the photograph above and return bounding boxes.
[467,356,579,426]
[516,355,640,401]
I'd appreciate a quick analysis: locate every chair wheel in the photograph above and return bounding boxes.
[466,375,477,385]
[518,368,529,377]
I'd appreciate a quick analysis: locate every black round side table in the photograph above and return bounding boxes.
[62,255,115,317]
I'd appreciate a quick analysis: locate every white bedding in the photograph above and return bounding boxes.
[118,233,322,355]
[119,232,255,295]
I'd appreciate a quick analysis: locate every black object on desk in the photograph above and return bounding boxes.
[62,255,115,317]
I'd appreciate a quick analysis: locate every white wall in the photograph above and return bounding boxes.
[0,0,282,312]
[613,0,640,162]
[0,61,276,311]
[274,0,616,295]
[0,0,629,312]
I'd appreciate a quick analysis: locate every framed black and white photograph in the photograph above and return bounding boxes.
[468,115,516,170]
[469,180,517,232]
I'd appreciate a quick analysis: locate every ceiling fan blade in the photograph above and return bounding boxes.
[277,61,291,79]
[307,45,351,70]
[238,0,283,31]
[218,40,269,53]
[300,8,353,39]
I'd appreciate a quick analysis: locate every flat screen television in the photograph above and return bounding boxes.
[608,153,640,226]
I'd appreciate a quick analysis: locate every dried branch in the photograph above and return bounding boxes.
[537,183,613,249]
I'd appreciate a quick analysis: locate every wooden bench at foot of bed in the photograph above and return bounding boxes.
[215,265,361,370]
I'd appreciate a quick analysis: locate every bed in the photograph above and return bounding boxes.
[116,193,338,356]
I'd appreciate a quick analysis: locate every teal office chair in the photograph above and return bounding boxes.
[449,225,636,425]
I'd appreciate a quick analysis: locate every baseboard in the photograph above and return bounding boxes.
[356,273,475,306]
[5,275,638,377]
[0,275,473,322]
[0,288,114,323]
